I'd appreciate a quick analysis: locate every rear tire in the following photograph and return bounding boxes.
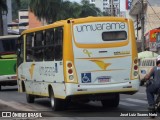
[49,88,67,111]
[0,85,1,91]
[101,93,119,108]
[26,94,35,103]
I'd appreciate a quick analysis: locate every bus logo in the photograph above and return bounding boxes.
[83,49,92,57]
[29,63,35,79]
[81,73,91,83]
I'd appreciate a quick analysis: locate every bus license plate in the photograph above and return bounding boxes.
[97,76,111,83]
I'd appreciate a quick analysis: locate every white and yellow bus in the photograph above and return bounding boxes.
[17,17,139,111]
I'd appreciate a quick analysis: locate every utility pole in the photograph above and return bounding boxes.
[0,8,4,36]
[111,0,114,16]
[141,0,145,51]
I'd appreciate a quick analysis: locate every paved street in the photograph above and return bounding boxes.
[0,86,160,120]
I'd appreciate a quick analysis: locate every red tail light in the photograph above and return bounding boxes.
[134,65,138,70]
[68,69,73,74]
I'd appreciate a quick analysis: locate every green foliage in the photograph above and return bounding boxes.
[0,0,8,13]
[29,0,103,23]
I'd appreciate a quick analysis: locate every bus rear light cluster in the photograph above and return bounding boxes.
[67,62,74,81]
[133,58,138,77]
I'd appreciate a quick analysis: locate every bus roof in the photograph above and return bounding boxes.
[21,16,130,35]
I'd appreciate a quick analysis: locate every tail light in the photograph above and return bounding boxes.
[134,65,138,70]
[66,62,74,82]
[132,58,139,79]
[68,69,73,74]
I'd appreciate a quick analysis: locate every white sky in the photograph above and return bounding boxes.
[69,0,126,11]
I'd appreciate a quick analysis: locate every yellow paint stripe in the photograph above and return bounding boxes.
[76,55,131,60]
[82,69,125,72]
[90,60,111,70]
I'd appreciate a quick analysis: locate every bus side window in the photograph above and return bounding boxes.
[17,36,24,66]
[34,31,43,61]
[26,33,34,62]
[144,60,147,66]
[44,29,54,61]
[153,60,155,66]
[54,27,63,61]
[142,60,144,66]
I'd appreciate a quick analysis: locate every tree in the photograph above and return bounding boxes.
[29,0,63,23]
[58,1,81,20]
[29,0,102,24]
[0,0,8,36]
[12,0,29,20]
[0,0,20,36]
[79,0,102,17]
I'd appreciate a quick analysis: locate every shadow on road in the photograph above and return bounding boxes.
[0,85,18,92]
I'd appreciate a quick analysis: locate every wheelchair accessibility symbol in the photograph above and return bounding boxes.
[81,73,91,83]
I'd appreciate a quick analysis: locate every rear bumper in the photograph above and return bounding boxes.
[0,75,17,86]
[65,80,139,96]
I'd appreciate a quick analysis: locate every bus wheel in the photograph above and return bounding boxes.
[0,85,1,91]
[49,88,66,111]
[26,94,35,103]
[101,94,119,108]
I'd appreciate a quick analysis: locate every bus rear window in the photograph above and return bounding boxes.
[73,22,128,44]
[102,31,127,41]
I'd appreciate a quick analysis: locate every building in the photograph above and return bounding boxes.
[90,0,120,16]
[18,9,29,33]
[28,11,42,29]
[129,0,160,52]
[18,10,42,32]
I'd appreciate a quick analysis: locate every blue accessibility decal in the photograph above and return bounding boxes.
[81,73,91,83]
[141,70,146,74]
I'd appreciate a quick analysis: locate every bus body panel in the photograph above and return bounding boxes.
[69,19,138,90]
[18,61,66,98]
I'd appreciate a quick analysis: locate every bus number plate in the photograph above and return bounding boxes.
[97,76,111,83]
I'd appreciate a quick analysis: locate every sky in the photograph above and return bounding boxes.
[69,0,126,11]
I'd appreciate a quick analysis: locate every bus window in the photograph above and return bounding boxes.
[44,29,54,61]
[102,31,127,41]
[26,33,34,62]
[34,31,43,61]
[54,27,63,61]
[153,60,155,66]
[17,36,24,66]
[0,38,17,53]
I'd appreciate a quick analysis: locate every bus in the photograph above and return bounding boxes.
[0,35,19,91]
[17,17,139,111]
[139,57,157,86]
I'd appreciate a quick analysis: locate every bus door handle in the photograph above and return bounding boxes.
[99,51,108,53]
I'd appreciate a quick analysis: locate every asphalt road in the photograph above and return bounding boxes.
[0,86,160,120]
